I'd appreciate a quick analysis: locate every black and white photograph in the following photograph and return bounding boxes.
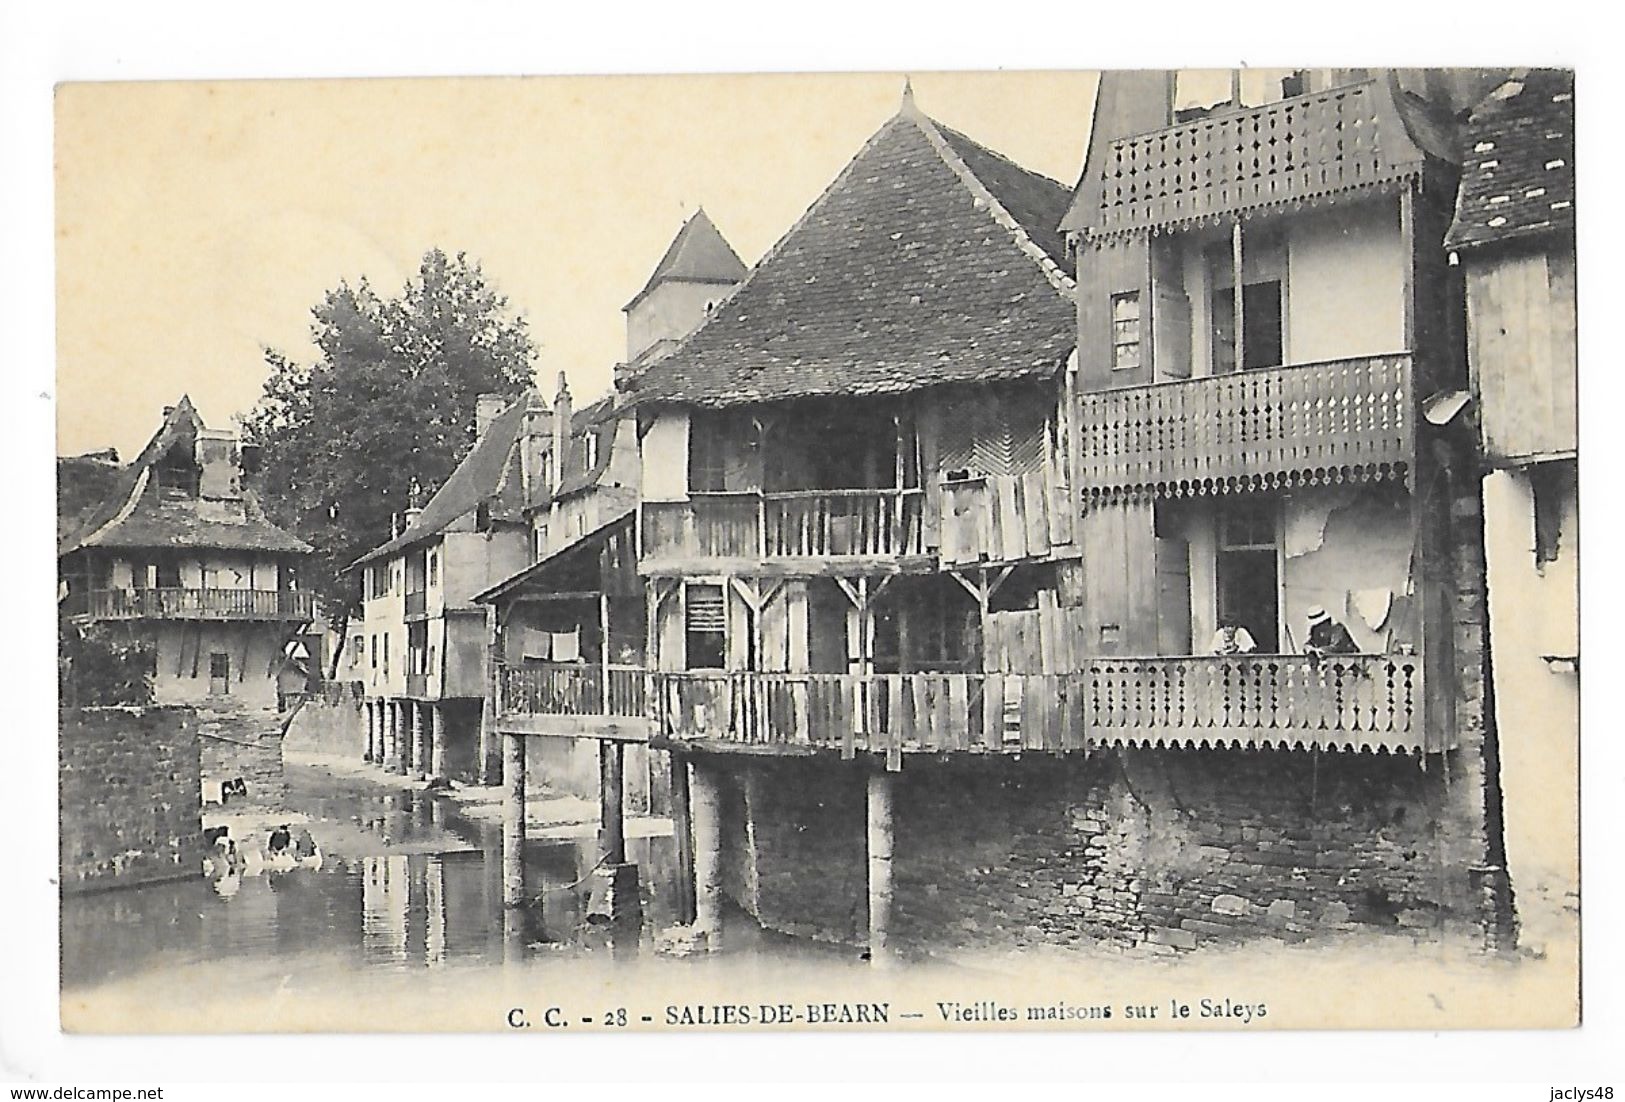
[16,26,1596,1075]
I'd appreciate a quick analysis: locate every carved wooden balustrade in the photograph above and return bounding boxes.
[651,655,1435,761]
[1076,354,1413,497]
[1084,80,1430,237]
[1083,653,1431,753]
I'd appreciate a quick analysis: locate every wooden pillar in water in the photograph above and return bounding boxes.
[480,604,503,786]
[669,752,696,924]
[600,740,626,864]
[363,701,376,763]
[411,701,429,779]
[690,762,724,940]
[502,732,527,909]
[867,771,895,967]
[430,704,447,780]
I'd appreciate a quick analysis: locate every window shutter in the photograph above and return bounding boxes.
[685,585,726,633]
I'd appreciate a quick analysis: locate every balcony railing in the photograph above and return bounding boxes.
[500,663,648,719]
[1083,654,1427,753]
[404,590,427,618]
[650,655,1431,758]
[87,587,315,621]
[1076,354,1413,497]
[1082,80,1429,237]
[641,489,926,565]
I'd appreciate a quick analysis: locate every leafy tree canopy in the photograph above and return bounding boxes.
[243,249,536,662]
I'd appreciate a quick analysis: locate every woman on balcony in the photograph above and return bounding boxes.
[1208,616,1259,655]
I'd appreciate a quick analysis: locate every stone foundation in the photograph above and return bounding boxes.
[699,744,1498,956]
[59,706,203,892]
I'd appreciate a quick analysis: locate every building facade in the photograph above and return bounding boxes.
[59,397,314,803]
[1446,68,1577,949]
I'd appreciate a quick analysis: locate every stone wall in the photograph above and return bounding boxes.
[283,684,366,760]
[195,702,286,811]
[704,744,1496,957]
[59,706,203,892]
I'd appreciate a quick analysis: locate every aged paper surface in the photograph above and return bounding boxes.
[50,67,1580,1041]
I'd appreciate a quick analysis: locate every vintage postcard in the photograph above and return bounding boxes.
[52,67,1580,1036]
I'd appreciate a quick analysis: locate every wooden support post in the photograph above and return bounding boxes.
[1231,219,1245,374]
[480,604,502,786]
[502,732,527,909]
[669,753,696,925]
[599,591,612,706]
[690,762,724,941]
[411,701,428,780]
[430,704,447,780]
[599,740,626,865]
[363,701,376,763]
[867,771,895,967]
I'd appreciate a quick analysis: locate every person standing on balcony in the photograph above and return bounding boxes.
[1304,606,1358,657]
[1209,616,1258,655]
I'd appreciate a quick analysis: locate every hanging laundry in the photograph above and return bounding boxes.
[551,629,581,662]
[522,627,551,660]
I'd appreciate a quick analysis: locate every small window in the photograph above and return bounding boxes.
[583,432,600,470]
[688,413,727,493]
[685,584,727,670]
[428,550,439,587]
[382,633,390,673]
[209,653,231,694]
[370,634,378,669]
[1111,292,1142,371]
[534,524,549,560]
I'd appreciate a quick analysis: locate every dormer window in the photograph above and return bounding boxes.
[154,444,200,499]
[583,431,599,471]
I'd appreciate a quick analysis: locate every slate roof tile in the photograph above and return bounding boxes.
[1447,69,1575,252]
[623,105,1076,409]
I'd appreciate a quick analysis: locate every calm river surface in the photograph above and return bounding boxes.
[61,758,850,996]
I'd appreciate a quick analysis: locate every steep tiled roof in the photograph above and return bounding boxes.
[352,394,536,566]
[553,396,623,500]
[1447,69,1575,253]
[59,397,312,557]
[623,209,749,311]
[57,450,122,546]
[622,103,1076,409]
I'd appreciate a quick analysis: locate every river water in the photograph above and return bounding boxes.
[60,759,827,994]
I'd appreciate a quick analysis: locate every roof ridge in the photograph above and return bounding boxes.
[907,110,1076,299]
[626,113,924,406]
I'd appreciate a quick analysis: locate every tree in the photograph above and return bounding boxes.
[243,250,537,675]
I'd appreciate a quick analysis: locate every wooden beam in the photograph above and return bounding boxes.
[946,568,985,604]
[986,564,1017,599]
[1232,219,1245,374]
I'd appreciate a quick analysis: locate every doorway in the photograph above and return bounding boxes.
[1215,500,1280,652]
[208,652,231,695]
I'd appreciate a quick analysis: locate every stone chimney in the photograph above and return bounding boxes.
[519,389,550,506]
[475,393,507,439]
[195,428,243,501]
[551,372,572,495]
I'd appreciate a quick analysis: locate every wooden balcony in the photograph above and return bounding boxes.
[404,590,427,618]
[405,672,431,698]
[1083,654,1433,753]
[1080,80,1433,238]
[496,662,653,739]
[1076,354,1413,498]
[641,489,927,573]
[651,654,1437,762]
[86,587,315,621]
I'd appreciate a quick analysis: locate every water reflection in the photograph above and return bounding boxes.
[61,780,681,991]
